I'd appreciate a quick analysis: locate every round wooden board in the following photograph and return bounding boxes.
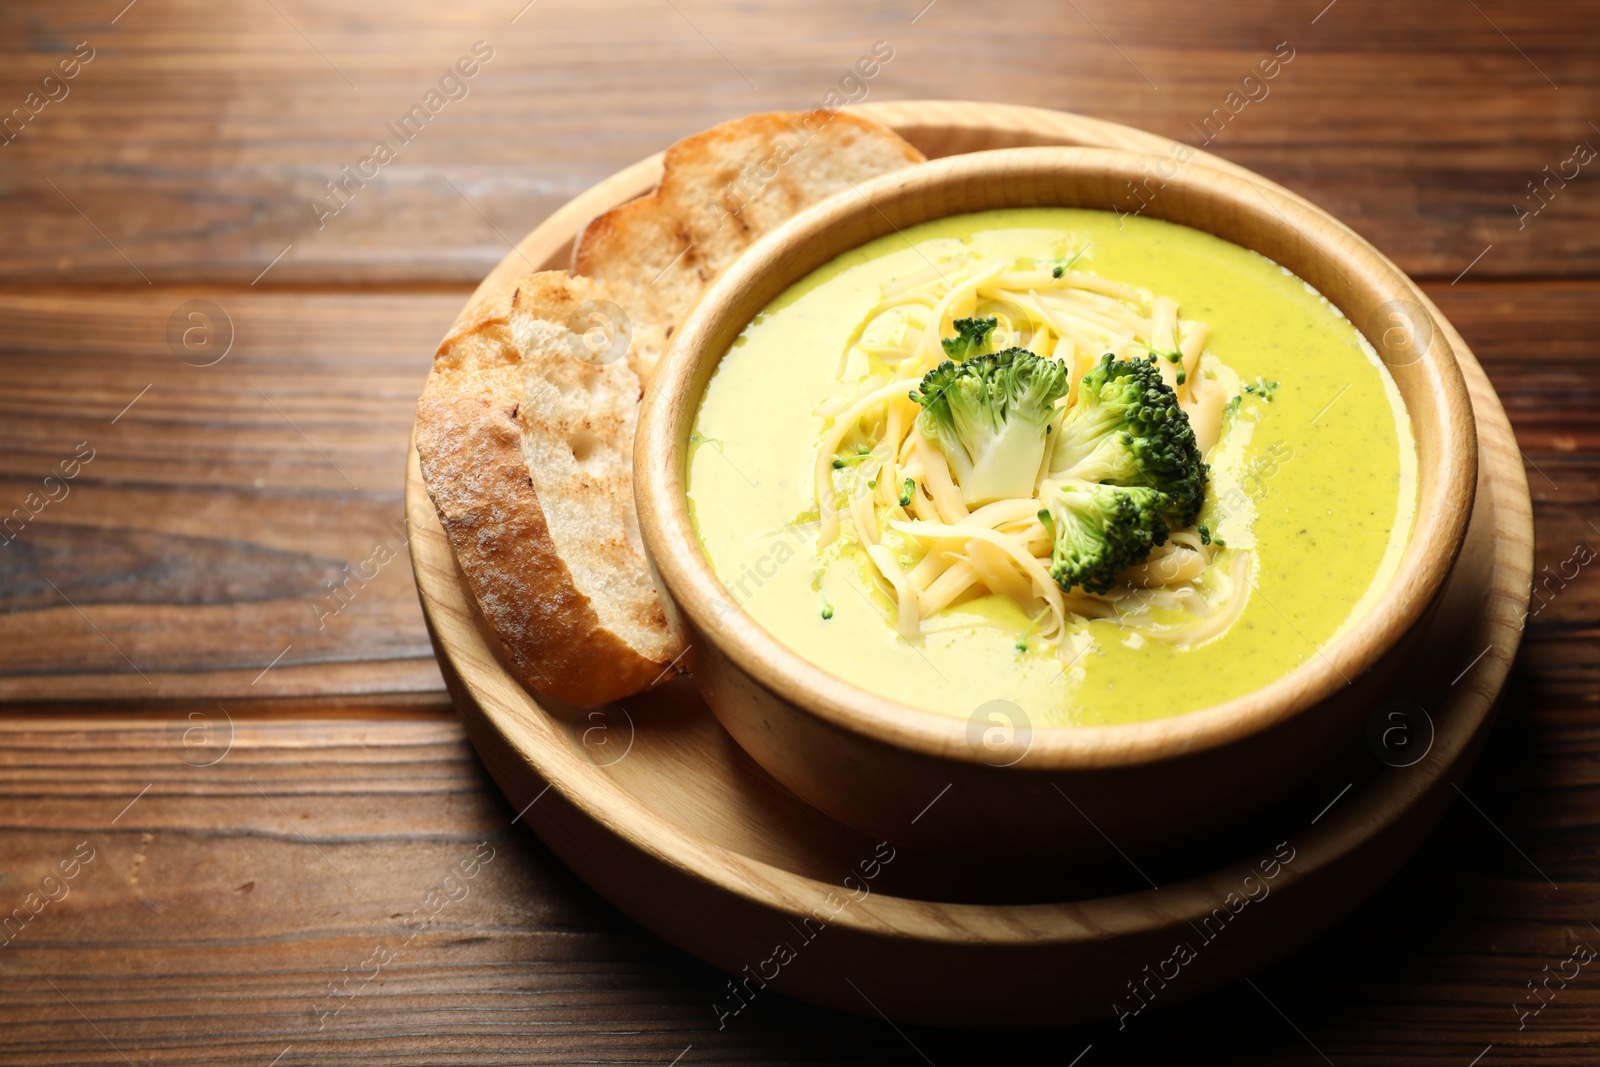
[407,101,1534,1028]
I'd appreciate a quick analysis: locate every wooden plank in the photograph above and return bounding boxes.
[0,0,1596,286]
[1424,281,1600,702]
[0,289,458,704]
[0,714,1595,1065]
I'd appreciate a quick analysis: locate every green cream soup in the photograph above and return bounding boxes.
[687,209,1417,725]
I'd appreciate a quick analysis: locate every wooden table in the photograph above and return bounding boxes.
[1,1,1595,1062]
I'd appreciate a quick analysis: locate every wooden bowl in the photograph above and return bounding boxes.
[634,146,1480,859]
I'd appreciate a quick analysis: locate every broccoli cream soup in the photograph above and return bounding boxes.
[687,209,1416,725]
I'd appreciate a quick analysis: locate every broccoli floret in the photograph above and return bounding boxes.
[1049,353,1209,526]
[911,347,1069,507]
[940,317,998,360]
[1043,481,1170,595]
[1242,377,1280,401]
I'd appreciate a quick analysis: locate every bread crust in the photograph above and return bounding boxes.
[417,272,679,706]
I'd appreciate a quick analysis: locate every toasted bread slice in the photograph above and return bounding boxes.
[419,113,925,706]
[574,109,926,382]
[416,271,683,706]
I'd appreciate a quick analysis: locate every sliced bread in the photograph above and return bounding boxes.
[419,111,927,707]
[416,271,682,706]
[573,109,926,382]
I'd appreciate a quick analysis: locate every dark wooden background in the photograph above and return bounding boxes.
[1,0,1597,1062]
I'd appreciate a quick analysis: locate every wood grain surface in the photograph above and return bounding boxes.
[1,0,1596,284]
[0,290,455,704]
[1,0,1597,1061]
[0,709,1594,1065]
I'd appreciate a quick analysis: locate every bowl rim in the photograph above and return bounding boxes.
[635,145,1478,770]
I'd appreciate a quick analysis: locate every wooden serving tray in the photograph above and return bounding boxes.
[406,101,1533,1027]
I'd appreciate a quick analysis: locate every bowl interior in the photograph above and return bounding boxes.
[636,145,1478,769]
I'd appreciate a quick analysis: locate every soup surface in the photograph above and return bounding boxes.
[687,208,1416,725]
